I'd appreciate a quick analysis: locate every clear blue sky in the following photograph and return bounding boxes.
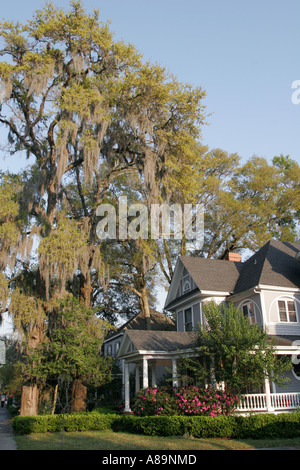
[0,1,299,331]
[1,0,300,165]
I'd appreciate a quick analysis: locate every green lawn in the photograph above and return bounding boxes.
[15,430,300,451]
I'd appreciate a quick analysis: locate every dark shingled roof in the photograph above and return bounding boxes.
[179,256,243,293]
[175,241,300,299]
[125,329,197,352]
[234,240,300,293]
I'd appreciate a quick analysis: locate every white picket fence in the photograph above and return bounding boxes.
[237,392,300,413]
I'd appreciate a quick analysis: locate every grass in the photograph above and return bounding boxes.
[14,430,300,451]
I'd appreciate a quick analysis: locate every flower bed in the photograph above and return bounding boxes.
[132,386,239,417]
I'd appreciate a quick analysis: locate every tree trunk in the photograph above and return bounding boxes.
[51,383,58,415]
[20,324,44,416]
[71,379,87,413]
[79,267,93,307]
[140,286,151,330]
[20,385,39,416]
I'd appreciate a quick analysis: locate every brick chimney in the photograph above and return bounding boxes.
[224,252,242,262]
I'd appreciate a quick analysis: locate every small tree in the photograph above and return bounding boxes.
[25,294,113,413]
[196,301,291,395]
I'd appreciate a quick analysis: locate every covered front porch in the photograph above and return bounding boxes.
[117,329,197,413]
[118,329,300,414]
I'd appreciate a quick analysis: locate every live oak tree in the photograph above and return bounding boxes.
[201,155,300,259]
[1,2,299,416]
[0,1,206,413]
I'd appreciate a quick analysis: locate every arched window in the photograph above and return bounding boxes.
[242,301,255,325]
[183,280,190,292]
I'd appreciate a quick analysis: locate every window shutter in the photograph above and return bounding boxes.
[177,310,184,331]
[192,303,201,329]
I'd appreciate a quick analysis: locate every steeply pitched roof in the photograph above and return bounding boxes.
[234,240,300,293]
[179,256,243,293]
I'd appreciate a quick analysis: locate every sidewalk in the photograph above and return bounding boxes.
[0,406,17,450]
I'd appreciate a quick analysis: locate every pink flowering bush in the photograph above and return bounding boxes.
[132,387,176,417]
[174,386,238,417]
[132,386,239,417]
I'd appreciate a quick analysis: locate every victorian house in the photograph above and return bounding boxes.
[113,240,300,413]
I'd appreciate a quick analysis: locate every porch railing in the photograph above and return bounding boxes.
[237,393,300,413]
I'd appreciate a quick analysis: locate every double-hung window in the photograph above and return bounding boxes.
[184,308,193,331]
[278,299,297,323]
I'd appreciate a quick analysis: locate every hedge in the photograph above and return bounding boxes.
[12,412,120,435]
[12,411,300,439]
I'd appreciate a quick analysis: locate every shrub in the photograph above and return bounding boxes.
[132,387,176,417]
[13,412,120,435]
[174,386,238,416]
[235,413,300,439]
[187,415,238,438]
[132,386,239,417]
[12,411,300,439]
[112,414,186,436]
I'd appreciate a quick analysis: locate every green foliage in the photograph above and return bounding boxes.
[112,413,300,439]
[26,294,113,387]
[197,302,291,394]
[12,409,300,439]
[113,414,186,437]
[12,411,120,434]
[132,386,239,417]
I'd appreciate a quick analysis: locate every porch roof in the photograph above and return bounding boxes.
[118,329,198,359]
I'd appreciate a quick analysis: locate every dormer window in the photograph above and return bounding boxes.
[183,280,190,292]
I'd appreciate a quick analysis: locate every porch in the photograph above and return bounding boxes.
[237,392,300,414]
[118,329,300,414]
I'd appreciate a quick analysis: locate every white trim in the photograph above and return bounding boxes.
[258,285,300,293]
[260,290,268,331]
[171,291,228,311]
[168,292,202,310]
[199,290,230,296]
[164,258,184,308]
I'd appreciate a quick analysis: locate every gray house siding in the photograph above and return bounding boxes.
[275,369,300,394]
[262,291,300,336]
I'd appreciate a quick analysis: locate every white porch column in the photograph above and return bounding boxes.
[124,361,131,412]
[172,358,178,388]
[265,376,274,412]
[142,356,149,389]
[151,363,157,388]
[135,365,140,393]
